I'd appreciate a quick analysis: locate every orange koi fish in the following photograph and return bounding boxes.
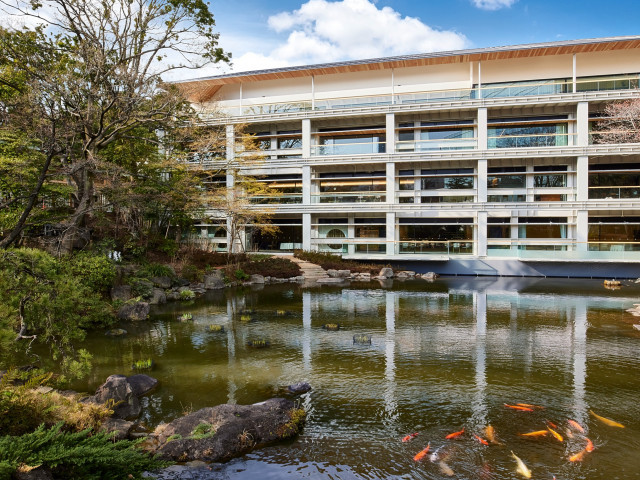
[590,410,625,428]
[547,427,564,442]
[445,428,465,439]
[568,419,585,433]
[585,438,595,452]
[474,434,489,445]
[505,404,534,412]
[519,430,549,437]
[517,403,544,410]
[485,425,502,445]
[402,432,419,442]
[413,443,431,462]
[546,420,558,429]
[569,449,587,462]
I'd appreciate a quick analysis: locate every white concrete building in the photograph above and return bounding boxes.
[178,36,640,277]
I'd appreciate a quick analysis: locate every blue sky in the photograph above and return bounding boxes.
[201,0,640,76]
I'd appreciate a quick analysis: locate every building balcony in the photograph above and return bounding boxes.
[396,138,477,152]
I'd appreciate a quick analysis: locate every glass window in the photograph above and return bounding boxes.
[534,174,566,188]
[487,194,526,202]
[488,123,568,148]
[355,226,386,238]
[488,175,526,188]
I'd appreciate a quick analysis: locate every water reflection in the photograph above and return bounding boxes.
[74,277,640,479]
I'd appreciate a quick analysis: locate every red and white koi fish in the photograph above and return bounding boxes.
[445,428,465,439]
[505,404,534,412]
[567,419,585,433]
[402,432,419,442]
[413,443,430,462]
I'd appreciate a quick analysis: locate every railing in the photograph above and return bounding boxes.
[311,142,386,156]
[589,186,640,200]
[396,137,477,152]
[488,133,574,148]
[398,240,474,255]
[213,74,639,118]
[312,192,386,203]
[487,240,640,261]
[250,195,303,204]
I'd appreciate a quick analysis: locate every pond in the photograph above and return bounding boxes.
[73,277,640,480]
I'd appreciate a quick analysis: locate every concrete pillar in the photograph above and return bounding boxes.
[225,124,235,161]
[386,162,395,204]
[302,165,311,205]
[576,210,588,253]
[385,113,395,154]
[302,118,311,158]
[347,214,355,255]
[477,158,487,203]
[302,213,311,251]
[577,102,589,147]
[576,156,589,202]
[477,107,488,150]
[386,212,395,256]
[477,211,488,257]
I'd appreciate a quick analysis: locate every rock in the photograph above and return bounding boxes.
[127,374,159,397]
[131,279,154,299]
[173,277,191,287]
[110,285,132,302]
[167,291,181,301]
[337,269,350,278]
[14,466,54,480]
[287,382,311,394]
[378,267,394,278]
[635,278,640,283]
[294,276,305,282]
[249,274,265,284]
[422,272,438,280]
[316,278,347,284]
[150,288,167,305]
[151,276,173,289]
[153,398,305,463]
[204,274,225,290]
[634,324,640,331]
[91,374,141,420]
[354,273,371,282]
[117,301,150,321]
[105,328,128,337]
[35,386,53,394]
[396,271,409,278]
[101,417,135,441]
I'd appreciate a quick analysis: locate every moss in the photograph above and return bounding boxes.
[166,434,182,442]
[277,407,306,439]
[190,423,215,439]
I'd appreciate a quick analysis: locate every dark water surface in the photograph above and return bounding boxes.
[74,277,640,479]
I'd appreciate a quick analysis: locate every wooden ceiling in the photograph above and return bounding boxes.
[175,37,640,102]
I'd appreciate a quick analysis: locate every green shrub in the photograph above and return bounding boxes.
[179,289,195,300]
[241,257,302,278]
[0,423,169,480]
[68,253,117,294]
[234,269,249,281]
[130,278,153,298]
[137,263,175,279]
[181,264,202,283]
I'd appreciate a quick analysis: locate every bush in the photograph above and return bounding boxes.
[68,252,117,294]
[136,263,175,279]
[234,269,249,281]
[241,257,302,278]
[181,264,202,283]
[293,250,381,274]
[0,423,168,480]
[179,289,195,300]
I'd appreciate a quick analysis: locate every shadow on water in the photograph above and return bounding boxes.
[72,278,640,479]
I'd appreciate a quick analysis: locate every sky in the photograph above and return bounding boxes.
[192,0,640,79]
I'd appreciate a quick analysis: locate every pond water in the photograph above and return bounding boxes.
[74,277,640,480]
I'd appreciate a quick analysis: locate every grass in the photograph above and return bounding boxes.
[190,423,216,439]
[247,340,270,348]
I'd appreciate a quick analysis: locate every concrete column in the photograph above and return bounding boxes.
[385,113,395,154]
[386,162,395,204]
[386,212,395,256]
[225,124,235,161]
[302,165,311,205]
[511,215,519,253]
[347,214,355,255]
[477,107,488,150]
[302,213,312,251]
[576,210,588,253]
[577,102,589,147]
[477,211,488,257]
[302,118,311,158]
[576,155,589,202]
[477,158,487,203]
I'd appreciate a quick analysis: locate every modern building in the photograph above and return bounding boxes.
[177,36,640,277]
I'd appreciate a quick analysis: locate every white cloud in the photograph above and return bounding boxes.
[228,0,468,73]
[471,0,517,10]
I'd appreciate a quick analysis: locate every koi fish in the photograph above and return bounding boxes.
[402,432,419,442]
[519,430,549,437]
[474,434,489,445]
[517,403,544,410]
[569,449,587,462]
[511,451,532,479]
[445,428,465,439]
[547,427,564,442]
[413,443,430,462]
[585,438,595,452]
[438,461,455,476]
[568,419,585,433]
[546,420,558,429]
[505,404,534,412]
[485,425,502,444]
[590,410,625,428]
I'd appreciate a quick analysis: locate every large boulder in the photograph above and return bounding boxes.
[130,279,154,299]
[153,398,305,463]
[149,288,167,305]
[151,276,173,289]
[110,285,132,302]
[117,301,150,321]
[91,375,141,420]
[378,267,394,278]
[127,374,159,397]
[204,273,225,290]
[249,274,265,284]
[100,417,135,441]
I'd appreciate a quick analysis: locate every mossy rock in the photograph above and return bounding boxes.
[209,324,225,332]
[247,340,270,348]
[322,323,340,331]
[105,328,128,337]
[353,334,372,345]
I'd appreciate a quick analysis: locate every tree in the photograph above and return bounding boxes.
[0,0,229,251]
[593,98,640,144]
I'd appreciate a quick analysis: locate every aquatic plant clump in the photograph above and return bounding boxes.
[209,324,225,332]
[179,289,196,300]
[353,334,372,345]
[247,340,270,348]
[322,323,340,331]
[178,313,193,322]
[132,358,155,371]
[240,315,253,322]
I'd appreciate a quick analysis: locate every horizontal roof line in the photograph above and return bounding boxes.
[173,35,640,85]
